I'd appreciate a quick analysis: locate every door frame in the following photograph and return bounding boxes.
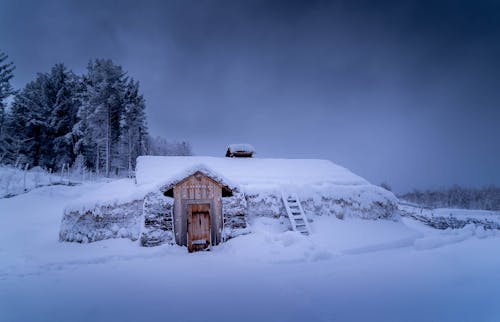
[182,199,215,247]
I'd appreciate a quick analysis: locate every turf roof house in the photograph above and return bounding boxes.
[60,155,398,251]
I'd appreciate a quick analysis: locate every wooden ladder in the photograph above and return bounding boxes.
[282,193,310,235]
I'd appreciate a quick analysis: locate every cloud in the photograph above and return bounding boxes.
[1,0,499,192]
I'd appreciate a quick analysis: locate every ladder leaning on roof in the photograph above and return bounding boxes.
[282,192,310,235]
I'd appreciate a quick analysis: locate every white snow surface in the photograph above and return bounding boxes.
[63,179,153,212]
[136,156,372,193]
[1,182,500,322]
[227,143,255,153]
[61,156,397,213]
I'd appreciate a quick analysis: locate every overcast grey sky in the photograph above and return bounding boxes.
[1,0,499,192]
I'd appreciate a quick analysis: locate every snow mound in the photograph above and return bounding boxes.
[135,156,398,219]
[136,156,371,193]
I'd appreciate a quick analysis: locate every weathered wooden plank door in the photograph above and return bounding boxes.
[187,204,211,252]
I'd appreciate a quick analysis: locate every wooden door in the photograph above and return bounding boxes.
[187,204,211,252]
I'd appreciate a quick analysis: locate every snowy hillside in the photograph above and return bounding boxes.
[1,182,500,322]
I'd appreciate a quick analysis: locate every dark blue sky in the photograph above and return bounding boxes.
[1,0,499,192]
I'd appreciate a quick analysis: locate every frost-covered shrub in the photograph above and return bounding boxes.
[0,165,60,197]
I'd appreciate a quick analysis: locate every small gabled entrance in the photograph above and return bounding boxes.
[171,170,234,250]
[187,203,211,252]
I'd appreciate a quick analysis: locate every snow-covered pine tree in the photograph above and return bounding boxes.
[121,78,148,177]
[72,95,93,171]
[7,64,80,170]
[0,52,16,163]
[78,59,126,177]
[8,74,53,168]
[46,64,80,169]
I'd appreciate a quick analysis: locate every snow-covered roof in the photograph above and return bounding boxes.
[136,156,371,195]
[227,144,255,153]
[64,156,397,214]
[153,164,240,192]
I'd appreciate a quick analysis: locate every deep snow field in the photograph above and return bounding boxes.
[1,181,500,322]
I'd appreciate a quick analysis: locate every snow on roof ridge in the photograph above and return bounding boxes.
[151,163,240,192]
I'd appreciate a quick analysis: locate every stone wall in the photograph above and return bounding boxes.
[300,197,397,220]
[59,188,397,246]
[245,192,397,220]
[140,191,175,246]
[400,207,500,230]
[222,192,249,240]
[59,200,143,243]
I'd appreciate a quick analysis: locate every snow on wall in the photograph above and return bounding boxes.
[59,200,143,243]
[141,191,174,246]
[222,192,249,240]
[246,184,397,221]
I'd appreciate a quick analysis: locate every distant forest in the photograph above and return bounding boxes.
[399,185,500,211]
[0,52,191,177]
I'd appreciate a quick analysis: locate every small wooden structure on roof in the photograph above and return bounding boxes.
[225,143,255,158]
[165,171,234,252]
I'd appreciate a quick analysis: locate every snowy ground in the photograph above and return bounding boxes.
[1,182,500,322]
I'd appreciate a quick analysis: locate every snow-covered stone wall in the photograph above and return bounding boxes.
[59,200,143,243]
[245,186,397,221]
[300,196,396,220]
[222,192,249,239]
[58,169,398,246]
[140,192,174,246]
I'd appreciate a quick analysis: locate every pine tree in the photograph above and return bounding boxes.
[8,74,52,168]
[0,52,16,162]
[78,59,126,177]
[121,78,148,177]
[46,64,80,168]
[6,64,79,170]
[2,56,183,178]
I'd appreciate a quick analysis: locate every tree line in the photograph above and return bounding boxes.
[0,52,191,177]
[399,185,500,211]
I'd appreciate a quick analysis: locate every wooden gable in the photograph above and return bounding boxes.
[171,171,225,248]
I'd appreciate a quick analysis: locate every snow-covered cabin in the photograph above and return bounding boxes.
[59,156,398,251]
